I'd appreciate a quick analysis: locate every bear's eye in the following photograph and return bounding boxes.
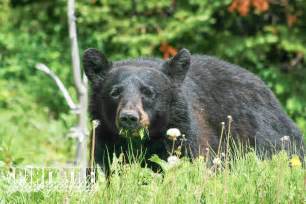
[110,87,122,99]
[140,86,154,98]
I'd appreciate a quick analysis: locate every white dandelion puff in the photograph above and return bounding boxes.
[166,128,181,141]
[167,155,180,166]
[280,135,290,142]
[227,115,232,121]
[92,120,100,129]
[213,157,222,166]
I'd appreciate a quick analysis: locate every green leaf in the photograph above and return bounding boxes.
[149,154,169,172]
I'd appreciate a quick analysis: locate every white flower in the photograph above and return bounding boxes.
[220,153,226,158]
[92,120,100,129]
[167,155,180,166]
[213,157,222,166]
[280,135,290,142]
[166,128,181,140]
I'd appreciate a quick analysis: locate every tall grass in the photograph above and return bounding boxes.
[0,149,304,204]
[1,117,305,203]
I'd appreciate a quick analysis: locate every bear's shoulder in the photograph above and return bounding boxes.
[188,54,265,87]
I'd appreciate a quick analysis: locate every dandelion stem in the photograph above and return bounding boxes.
[217,122,225,157]
[226,116,232,160]
[88,120,98,185]
[224,115,232,204]
[171,140,175,156]
[90,123,96,171]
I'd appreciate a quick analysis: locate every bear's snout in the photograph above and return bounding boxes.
[118,109,140,129]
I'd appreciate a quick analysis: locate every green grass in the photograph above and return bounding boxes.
[0,151,304,204]
[0,81,305,203]
[0,80,76,166]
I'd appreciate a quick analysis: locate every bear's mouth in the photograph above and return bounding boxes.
[115,101,150,138]
[115,111,150,139]
[118,127,149,140]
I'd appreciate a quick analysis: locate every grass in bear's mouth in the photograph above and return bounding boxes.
[119,127,149,140]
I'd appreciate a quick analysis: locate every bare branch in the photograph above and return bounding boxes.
[68,0,88,182]
[68,0,85,95]
[35,0,88,184]
[35,63,78,111]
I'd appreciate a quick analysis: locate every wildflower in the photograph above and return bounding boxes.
[167,155,180,166]
[280,136,291,150]
[166,128,181,141]
[213,157,222,166]
[289,155,302,168]
[220,152,226,158]
[92,120,100,129]
[280,135,290,142]
[180,134,187,142]
[227,115,233,123]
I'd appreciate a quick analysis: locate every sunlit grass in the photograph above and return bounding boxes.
[0,149,304,204]
[0,86,304,203]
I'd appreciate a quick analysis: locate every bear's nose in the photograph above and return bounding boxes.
[119,110,139,129]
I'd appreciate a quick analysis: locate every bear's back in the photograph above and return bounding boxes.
[182,55,304,156]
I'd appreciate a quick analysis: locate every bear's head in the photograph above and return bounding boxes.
[83,48,190,139]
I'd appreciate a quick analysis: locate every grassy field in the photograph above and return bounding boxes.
[0,88,305,203]
[0,81,304,203]
[0,150,304,204]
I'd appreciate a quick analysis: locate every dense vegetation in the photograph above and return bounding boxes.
[0,0,305,175]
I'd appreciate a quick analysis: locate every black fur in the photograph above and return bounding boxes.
[83,48,305,174]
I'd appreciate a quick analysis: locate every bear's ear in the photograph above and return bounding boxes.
[83,48,111,82]
[162,48,191,83]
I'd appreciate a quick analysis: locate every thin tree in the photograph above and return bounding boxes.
[36,0,88,182]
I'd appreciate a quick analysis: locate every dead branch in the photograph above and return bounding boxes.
[68,0,86,95]
[35,63,78,112]
[36,0,88,184]
[68,0,88,182]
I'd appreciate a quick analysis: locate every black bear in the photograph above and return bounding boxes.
[83,48,304,172]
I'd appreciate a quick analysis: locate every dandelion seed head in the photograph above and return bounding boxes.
[213,157,222,166]
[92,120,100,128]
[167,155,180,166]
[166,128,181,140]
[280,135,290,142]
